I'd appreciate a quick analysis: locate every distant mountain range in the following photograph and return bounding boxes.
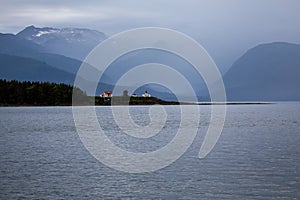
[0,33,83,74]
[0,25,299,101]
[0,29,112,86]
[0,54,74,84]
[17,25,107,60]
[224,42,300,101]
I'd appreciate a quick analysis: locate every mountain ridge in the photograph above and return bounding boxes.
[224,42,300,101]
[17,25,107,60]
[0,53,75,84]
[1,25,300,101]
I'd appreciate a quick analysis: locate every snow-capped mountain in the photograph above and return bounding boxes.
[17,25,107,60]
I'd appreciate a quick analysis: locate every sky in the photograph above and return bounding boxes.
[1,0,300,72]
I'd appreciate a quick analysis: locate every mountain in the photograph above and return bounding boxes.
[0,52,119,96]
[17,25,107,60]
[0,54,75,84]
[224,42,300,101]
[0,33,45,56]
[98,48,208,101]
[1,27,205,100]
[0,33,81,75]
[0,33,113,83]
[7,26,299,101]
[0,33,81,73]
[0,33,79,84]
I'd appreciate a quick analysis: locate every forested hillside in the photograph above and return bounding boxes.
[0,79,87,106]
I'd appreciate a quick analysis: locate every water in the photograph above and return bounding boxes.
[0,103,299,199]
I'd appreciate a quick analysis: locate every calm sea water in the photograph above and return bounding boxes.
[0,103,299,199]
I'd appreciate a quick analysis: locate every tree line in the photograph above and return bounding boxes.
[0,79,88,106]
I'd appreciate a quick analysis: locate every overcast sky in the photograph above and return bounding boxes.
[1,0,300,72]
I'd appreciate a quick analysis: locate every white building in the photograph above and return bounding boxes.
[142,91,151,97]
